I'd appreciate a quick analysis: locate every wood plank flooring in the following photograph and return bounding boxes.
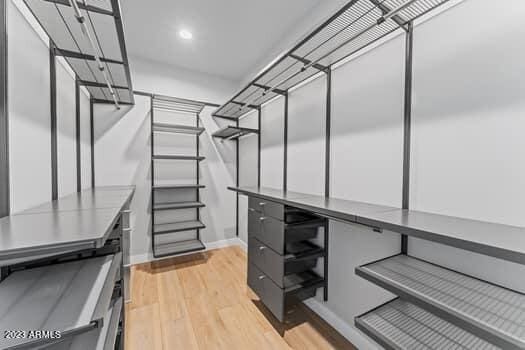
[125,245,356,350]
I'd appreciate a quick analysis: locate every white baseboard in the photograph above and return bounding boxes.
[304,298,381,350]
[130,237,245,265]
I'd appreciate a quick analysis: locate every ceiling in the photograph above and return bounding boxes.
[120,0,333,82]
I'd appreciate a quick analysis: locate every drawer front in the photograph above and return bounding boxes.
[259,216,286,254]
[248,197,284,221]
[248,237,285,287]
[248,208,261,237]
[248,262,285,322]
[247,263,265,299]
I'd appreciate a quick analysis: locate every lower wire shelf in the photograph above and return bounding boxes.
[153,239,205,258]
[51,297,123,350]
[154,220,205,234]
[356,299,499,350]
[356,254,525,349]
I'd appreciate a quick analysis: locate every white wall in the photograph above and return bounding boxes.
[130,55,237,103]
[238,111,259,244]
[8,0,92,213]
[8,0,51,212]
[287,77,326,195]
[260,97,284,189]
[408,0,525,293]
[56,63,77,197]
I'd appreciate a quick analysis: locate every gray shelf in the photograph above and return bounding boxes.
[212,126,259,140]
[229,186,525,265]
[153,184,205,190]
[18,187,134,214]
[154,239,205,258]
[153,154,205,161]
[0,253,121,349]
[153,122,205,135]
[356,299,499,350]
[0,187,133,265]
[154,220,205,235]
[154,201,205,211]
[52,297,123,350]
[357,254,525,349]
[357,209,525,265]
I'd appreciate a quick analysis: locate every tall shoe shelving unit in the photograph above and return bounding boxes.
[150,96,207,258]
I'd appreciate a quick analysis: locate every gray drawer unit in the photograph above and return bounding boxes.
[248,237,324,288]
[248,209,324,254]
[248,263,323,322]
[246,194,327,322]
[249,197,285,220]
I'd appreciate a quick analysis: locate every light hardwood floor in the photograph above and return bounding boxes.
[125,246,356,350]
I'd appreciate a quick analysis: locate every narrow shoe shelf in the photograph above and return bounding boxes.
[153,184,205,190]
[153,122,205,135]
[355,299,499,350]
[282,270,323,290]
[284,241,325,261]
[0,253,121,349]
[212,126,259,140]
[356,254,525,349]
[154,239,206,258]
[154,220,206,234]
[52,298,123,350]
[153,154,205,161]
[154,201,205,211]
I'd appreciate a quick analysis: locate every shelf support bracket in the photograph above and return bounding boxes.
[252,83,287,96]
[230,100,259,110]
[53,48,125,65]
[369,0,410,31]
[289,54,329,73]
[78,80,129,91]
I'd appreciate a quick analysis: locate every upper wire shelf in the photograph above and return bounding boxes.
[23,0,134,106]
[213,0,450,119]
[152,95,207,115]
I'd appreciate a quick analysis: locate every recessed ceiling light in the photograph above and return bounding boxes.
[179,29,193,40]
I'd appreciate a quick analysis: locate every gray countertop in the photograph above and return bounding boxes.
[229,186,525,265]
[0,186,134,264]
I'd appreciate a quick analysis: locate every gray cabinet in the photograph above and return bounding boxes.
[246,196,326,322]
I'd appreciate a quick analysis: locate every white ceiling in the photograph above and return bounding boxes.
[120,0,341,82]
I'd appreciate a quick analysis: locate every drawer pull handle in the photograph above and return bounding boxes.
[258,275,265,280]
[259,217,266,221]
[259,202,266,206]
[248,208,255,212]
[259,246,266,251]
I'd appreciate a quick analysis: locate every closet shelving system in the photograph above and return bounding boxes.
[214,0,525,349]
[212,125,259,140]
[23,0,134,108]
[150,96,209,258]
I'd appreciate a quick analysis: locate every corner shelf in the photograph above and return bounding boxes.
[356,254,525,349]
[153,154,205,161]
[212,126,259,140]
[154,220,206,235]
[0,253,121,349]
[356,299,499,350]
[151,96,207,258]
[153,123,205,135]
[154,201,205,211]
[154,239,206,258]
[153,184,205,190]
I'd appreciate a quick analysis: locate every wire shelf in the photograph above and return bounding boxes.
[23,0,134,105]
[213,0,450,119]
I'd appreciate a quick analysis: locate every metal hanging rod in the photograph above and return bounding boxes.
[68,0,120,109]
